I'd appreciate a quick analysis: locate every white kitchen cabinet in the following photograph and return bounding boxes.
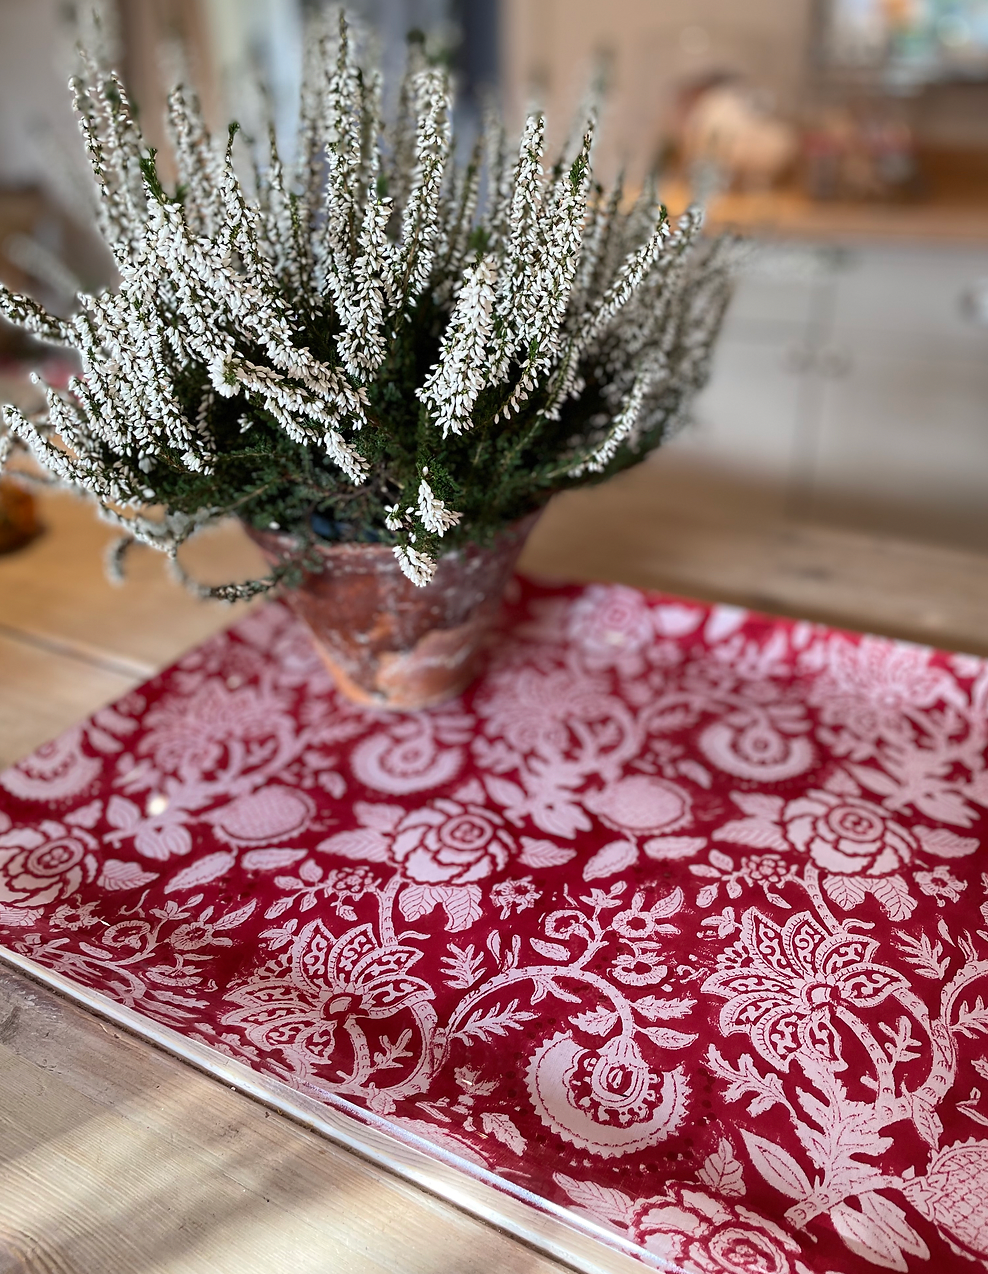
[672,242,988,550]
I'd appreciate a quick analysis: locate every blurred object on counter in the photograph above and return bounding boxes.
[802,105,919,199]
[502,1,814,191]
[822,0,988,89]
[3,229,82,308]
[679,75,799,190]
[0,479,40,555]
[0,187,102,314]
[0,186,87,386]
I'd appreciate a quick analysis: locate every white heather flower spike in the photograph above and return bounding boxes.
[317,12,362,297]
[416,478,462,536]
[166,84,223,237]
[394,544,436,587]
[333,194,395,378]
[417,255,498,436]
[568,371,652,477]
[0,288,72,346]
[492,112,546,378]
[0,26,736,595]
[0,416,14,472]
[394,68,452,310]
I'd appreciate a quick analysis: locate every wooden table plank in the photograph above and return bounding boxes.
[522,456,988,655]
[0,632,136,768]
[0,488,261,674]
[0,965,568,1274]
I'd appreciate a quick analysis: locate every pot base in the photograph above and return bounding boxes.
[310,610,488,710]
[247,515,538,711]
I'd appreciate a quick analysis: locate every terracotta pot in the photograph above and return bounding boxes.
[0,479,40,554]
[246,515,538,711]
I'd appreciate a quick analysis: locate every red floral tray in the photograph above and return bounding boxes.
[2,577,988,1273]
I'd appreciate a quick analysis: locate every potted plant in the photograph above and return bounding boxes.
[0,18,736,708]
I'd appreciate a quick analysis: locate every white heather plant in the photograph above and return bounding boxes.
[0,15,736,595]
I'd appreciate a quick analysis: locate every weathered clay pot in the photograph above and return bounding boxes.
[0,479,40,554]
[247,515,538,711]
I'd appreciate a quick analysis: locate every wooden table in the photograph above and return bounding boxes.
[3,462,988,1271]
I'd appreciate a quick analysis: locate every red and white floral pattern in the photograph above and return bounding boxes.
[4,578,988,1271]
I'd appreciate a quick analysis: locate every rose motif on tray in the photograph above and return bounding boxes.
[713,781,978,920]
[784,789,916,877]
[556,1152,816,1274]
[633,1185,810,1273]
[392,798,512,884]
[0,819,97,910]
[527,1030,689,1157]
[567,585,657,676]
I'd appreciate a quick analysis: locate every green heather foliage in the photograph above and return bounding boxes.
[0,14,736,595]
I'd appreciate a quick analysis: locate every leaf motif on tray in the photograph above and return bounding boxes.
[741,1132,812,1200]
[135,824,193,861]
[452,999,537,1043]
[440,943,485,989]
[554,1174,636,1225]
[165,852,236,893]
[518,838,577,868]
[352,802,405,834]
[98,859,159,891]
[641,1026,697,1049]
[241,848,307,871]
[914,825,979,858]
[583,841,637,880]
[697,1137,745,1198]
[318,828,390,862]
[480,1112,526,1155]
[569,1007,619,1035]
[530,938,570,961]
[106,795,141,831]
[399,883,482,933]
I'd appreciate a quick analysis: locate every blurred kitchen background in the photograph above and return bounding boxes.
[1,0,987,553]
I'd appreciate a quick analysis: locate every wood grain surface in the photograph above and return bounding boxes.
[0,631,135,770]
[0,488,260,675]
[3,460,988,1271]
[525,456,988,656]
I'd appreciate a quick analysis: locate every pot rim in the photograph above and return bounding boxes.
[244,511,540,570]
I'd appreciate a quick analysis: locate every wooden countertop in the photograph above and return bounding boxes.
[663,147,988,244]
[3,461,988,1270]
